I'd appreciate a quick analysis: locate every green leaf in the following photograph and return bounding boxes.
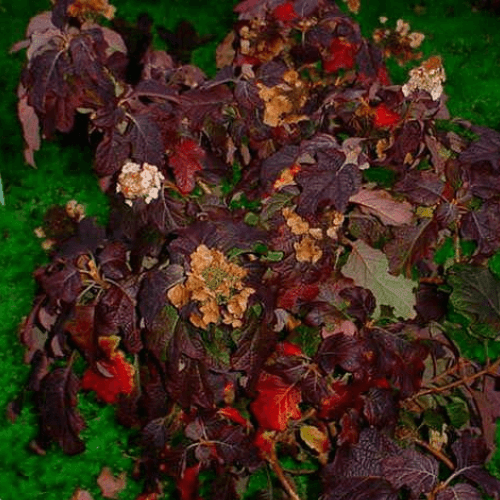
[244,212,259,226]
[489,250,500,279]
[445,396,469,428]
[422,409,446,431]
[263,250,284,262]
[341,240,417,319]
[448,264,500,330]
[434,237,454,266]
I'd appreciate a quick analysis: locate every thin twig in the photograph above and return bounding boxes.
[409,357,500,401]
[269,451,302,500]
[413,439,455,471]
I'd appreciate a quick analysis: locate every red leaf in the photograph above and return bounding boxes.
[169,138,206,194]
[276,341,303,357]
[135,494,159,500]
[377,66,391,86]
[250,372,302,431]
[323,38,357,73]
[373,103,400,128]
[218,406,252,428]
[272,2,298,22]
[177,464,202,500]
[64,305,98,361]
[81,336,135,404]
[278,283,319,310]
[253,429,275,458]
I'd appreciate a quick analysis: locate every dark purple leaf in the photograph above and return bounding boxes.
[381,447,439,496]
[362,388,398,429]
[97,241,130,281]
[36,366,85,455]
[260,144,300,188]
[394,170,445,206]
[296,150,362,215]
[460,199,500,256]
[459,123,500,171]
[95,129,130,177]
[177,85,233,129]
[462,161,500,200]
[126,112,166,168]
[327,427,399,478]
[415,282,448,322]
[321,477,398,500]
[34,259,83,305]
[339,286,376,323]
[138,265,184,328]
[452,432,500,498]
[436,484,483,500]
[235,80,262,110]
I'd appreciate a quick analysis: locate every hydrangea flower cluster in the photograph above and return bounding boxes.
[116,161,164,206]
[167,244,255,329]
[402,56,446,101]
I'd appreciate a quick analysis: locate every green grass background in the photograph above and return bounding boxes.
[1,0,500,498]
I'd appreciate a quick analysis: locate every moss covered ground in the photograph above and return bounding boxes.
[1,0,500,498]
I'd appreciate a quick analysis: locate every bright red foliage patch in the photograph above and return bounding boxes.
[250,372,302,431]
[177,464,202,500]
[373,103,400,128]
[323,38,357,73]
[81,336,135,404]
[272,1,298,23]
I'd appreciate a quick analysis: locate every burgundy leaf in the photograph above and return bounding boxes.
[36,366,85,455]
[64,304,99,362]
[177,84,233,129]
[339,286,376,323]
[169,138,206,194]
[383,219,440,277]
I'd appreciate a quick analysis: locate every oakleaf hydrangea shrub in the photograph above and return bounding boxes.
[10,0,500,498]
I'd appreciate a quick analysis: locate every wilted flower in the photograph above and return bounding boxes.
[67,0,116,20]
[396,19,410,37]
[257,70,308,127]
[116,161,164,206]
[167,244,255,329]
[402,56,446,101]
[294,235,323,264]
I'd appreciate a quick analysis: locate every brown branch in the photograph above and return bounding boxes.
[414,439,455,471]
[268,451,302,500]
[408,357,500,401]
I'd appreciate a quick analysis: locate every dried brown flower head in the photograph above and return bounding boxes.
[257,70,309,127]
[167,245,255,329]
[67,0,116,20]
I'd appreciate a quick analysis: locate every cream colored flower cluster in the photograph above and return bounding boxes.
[402,56,446,101]
[167,244,255,329]
[116,161,164,206]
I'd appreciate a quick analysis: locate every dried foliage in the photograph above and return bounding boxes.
[10,0,500,498]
